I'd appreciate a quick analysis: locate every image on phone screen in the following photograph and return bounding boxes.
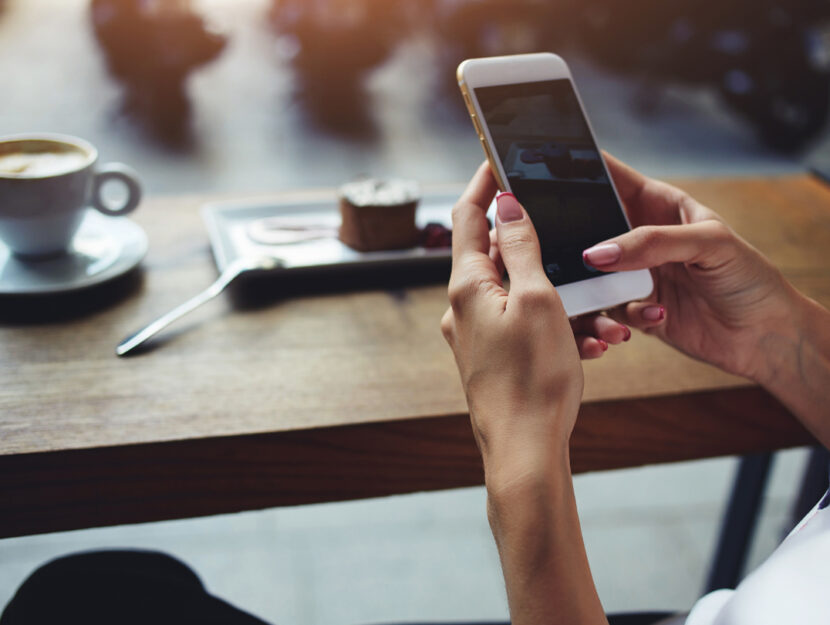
[474,79,629,287]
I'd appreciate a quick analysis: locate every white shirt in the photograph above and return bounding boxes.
[686,489,830,625]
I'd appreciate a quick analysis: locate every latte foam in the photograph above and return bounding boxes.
[0,149,89,177]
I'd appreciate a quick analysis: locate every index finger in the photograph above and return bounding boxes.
[603,151,692,227]
[603,151,647,205]
[451,161,498,271]
[459,160,499,208]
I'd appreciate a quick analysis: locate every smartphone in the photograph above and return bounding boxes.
[457,52,653,317]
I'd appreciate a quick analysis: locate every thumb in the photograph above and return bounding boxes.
[582,220,736,272]
[495,192,549,289]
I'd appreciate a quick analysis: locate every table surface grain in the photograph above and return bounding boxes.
[1,175,827,537]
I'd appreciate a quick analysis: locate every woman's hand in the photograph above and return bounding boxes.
[441,162,592,481]
[584,154,801,383]
[487,228,631,360]
[442,163,608,625]
[586,155,830,445]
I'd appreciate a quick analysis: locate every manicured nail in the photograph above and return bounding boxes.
[642,305,665,322]
[621,325,631,341]
[582,243,621,266]
[598,339,608,351]
[496,192,523,223]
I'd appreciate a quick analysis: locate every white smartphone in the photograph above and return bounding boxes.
[457,52,653,317]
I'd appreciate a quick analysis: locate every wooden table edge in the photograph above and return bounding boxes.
[0,385,813,539]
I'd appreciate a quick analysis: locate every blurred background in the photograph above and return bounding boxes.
[1,0,828,622]
[4,0,830,194]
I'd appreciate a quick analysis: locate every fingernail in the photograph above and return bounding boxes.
[496,192,523,223]
[622,326,631,341]
[598,339,608,351]
[582,243,621,266]
[642,305,665,322]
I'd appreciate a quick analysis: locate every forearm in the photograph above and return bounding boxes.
[485,450,607,625]
[756,289,830,447]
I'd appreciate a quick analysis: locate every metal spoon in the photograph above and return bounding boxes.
[116,256,281,357]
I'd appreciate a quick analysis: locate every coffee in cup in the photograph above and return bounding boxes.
[0,134,142,258]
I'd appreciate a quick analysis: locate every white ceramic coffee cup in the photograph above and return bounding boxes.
[0,133,142,258]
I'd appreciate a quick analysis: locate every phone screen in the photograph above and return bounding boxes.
[474,79,629,287]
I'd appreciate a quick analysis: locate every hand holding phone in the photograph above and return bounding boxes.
[457,53,653,316]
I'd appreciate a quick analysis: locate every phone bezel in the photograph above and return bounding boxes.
[457,53,653,317]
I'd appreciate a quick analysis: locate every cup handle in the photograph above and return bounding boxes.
[90,163,142,217]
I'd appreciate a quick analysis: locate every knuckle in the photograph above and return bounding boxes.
[440,310,454,342]
[637,225,666,249]
[450,200,473,225]
[498,230,535,254]
[514,284,558,311]
[700,220,738,260]
[702,219,733,242]
[446,283,464,309]
[448,275,490,310]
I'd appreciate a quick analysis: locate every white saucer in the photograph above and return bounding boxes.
[0,210,148,295]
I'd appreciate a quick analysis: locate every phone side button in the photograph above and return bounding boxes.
[479,136,495,162]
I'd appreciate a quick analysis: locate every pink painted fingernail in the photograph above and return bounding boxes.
[582,243,621,266]
[642,305,665,322]
[496,192,523,223]
[598,339,608,351]
[622,326,631,341]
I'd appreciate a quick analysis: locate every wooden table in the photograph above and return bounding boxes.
[1,175,827,539]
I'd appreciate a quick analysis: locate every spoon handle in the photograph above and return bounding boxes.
[116,262,246,357]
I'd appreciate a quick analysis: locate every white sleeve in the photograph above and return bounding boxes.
[684,590,733,625]
[684,499,830,625]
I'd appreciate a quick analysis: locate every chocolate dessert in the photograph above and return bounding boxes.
[338,178,420,252]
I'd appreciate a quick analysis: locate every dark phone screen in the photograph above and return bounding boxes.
[474,79,629,286]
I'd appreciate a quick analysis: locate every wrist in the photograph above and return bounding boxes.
[753,286,821,389]
[753,288,830,443]
[485,448,572,522]
[468,391,580,474]
[483,446,606,625]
